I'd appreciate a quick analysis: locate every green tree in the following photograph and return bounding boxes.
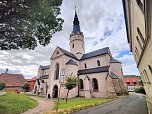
[0,82,6,90]
[0,0,63,50]
[64,75,79,103]
[23,83,29,92]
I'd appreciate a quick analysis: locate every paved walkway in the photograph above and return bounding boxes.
[73,93,148,114]
[22,96,53,114]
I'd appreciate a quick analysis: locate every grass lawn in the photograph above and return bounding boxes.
[47,97,117,114]
[0,92,38,114]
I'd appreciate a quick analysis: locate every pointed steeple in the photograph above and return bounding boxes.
[72,6,81,33]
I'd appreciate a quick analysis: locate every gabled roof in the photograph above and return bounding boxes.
[0,73,27,87]
[80,47,109,60]
[39,75,49,80]
[58,47,78,60]
[39,65,50,70]
[26,77,37,82]
[66,59,77,65]
[110,72,118,79]
[78,65,110,75]
[110,57,121,63]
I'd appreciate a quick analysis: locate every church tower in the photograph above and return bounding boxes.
[70,7,85,59]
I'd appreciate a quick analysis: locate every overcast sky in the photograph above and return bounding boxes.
[0,0,140,79]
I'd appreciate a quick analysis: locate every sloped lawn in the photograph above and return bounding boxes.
[48,98,117,114]
[0,92,38,114]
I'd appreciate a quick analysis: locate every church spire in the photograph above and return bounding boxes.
[72,6,81,33]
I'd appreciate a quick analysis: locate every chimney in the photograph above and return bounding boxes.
[5,69,8,73]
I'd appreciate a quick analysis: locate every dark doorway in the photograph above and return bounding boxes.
[52,85,58,98]
[34,86,37,94]
[48,94,50,98]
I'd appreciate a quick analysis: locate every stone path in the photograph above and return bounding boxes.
[0,91,6,96]
[73,93,148,114]
[22,96,54,114]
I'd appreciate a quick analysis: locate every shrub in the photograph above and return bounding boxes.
[0,82,6,90]
[135,86,146,94]
[23,83,29,92]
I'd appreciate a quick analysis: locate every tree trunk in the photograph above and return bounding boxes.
[66,90,70,103]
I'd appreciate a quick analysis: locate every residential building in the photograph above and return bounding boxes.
[45,8,128,99]
[34,65,50,95]
[0,72,27,92]
[26,77,37,92]
[122,0,152,113]
[123,75,143,92]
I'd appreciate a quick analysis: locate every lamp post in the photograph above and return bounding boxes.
[56,68,65,112]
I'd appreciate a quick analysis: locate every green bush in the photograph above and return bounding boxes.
[135,86,146,94]
[23,83,29,92]
[0,82,5,90]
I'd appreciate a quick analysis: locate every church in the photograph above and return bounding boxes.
[34,9,127,98]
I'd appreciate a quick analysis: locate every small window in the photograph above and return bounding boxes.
[72,43,74,48]
[42,80,44,83]
[56,51,59,55]
[133,82,137,85]
[136,36,143,49]
[148,65,152,74]
[84,63,87,69]
[137,27,145,44]
[136,0,144,13]
[127,82,130,86]
[97,60,100,66]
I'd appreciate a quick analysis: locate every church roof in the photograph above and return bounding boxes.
[80,47,109,60]
[39,65,50,70]
[78,65,110,75]
[110,57,121,63]
[58,47,78,60]
[39,75,49,80]
[66,59,77,65]
[73,7,81,33]
[110,72,118,79]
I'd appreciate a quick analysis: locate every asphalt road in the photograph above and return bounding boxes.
[73,93,148,114]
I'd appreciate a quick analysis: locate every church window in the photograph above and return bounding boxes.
[57,51,59,55]
[84,63,87,69]
[97,60,100,66]
[92,78,98,92]
[148,65,152,74]
[54,63,59,80]
[72,43,74,48]
[79,79,84,90]
[136,0,144,13]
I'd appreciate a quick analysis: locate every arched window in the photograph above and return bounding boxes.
[136,0,144,13]
[97,60,100,66]
[84,63,87,69]
[148,65,152,74]
[92,78,98,92]
[79,79,84,90]
[72,43,74,48]
[54,63,59,80]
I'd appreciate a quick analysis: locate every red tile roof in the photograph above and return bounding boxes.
[26,77,37,82]
[0,73,27,87]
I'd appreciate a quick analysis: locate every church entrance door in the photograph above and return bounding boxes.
[52,85,58,98]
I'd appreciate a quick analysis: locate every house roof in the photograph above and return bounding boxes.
[39,75,49,80]
[39,65,50,70]
[78,65,110,75]
[80,47,109,60]
[58,47,78,60]
[110,57,121,63]
[26,77,37,82]
[0,73,27,87]
[110,72,118,79]
[66,59,77,65]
